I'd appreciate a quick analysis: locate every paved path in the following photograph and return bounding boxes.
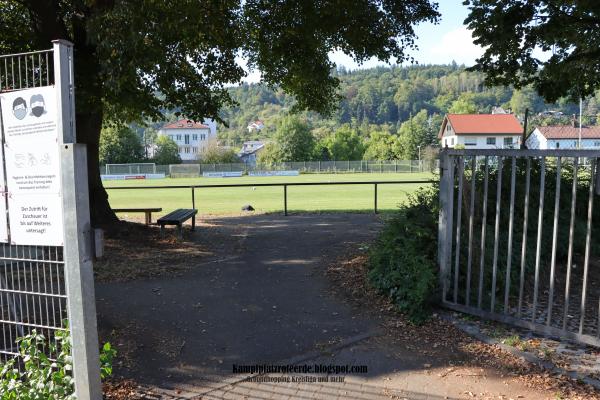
[97,214,557,399]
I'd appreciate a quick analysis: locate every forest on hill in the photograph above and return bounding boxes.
[218,64,600,152]
[102,64,600,165]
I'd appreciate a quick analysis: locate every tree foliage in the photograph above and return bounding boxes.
[0,0,439,222]
[321,126,365,161]
[99,125,144,165]
[363,131,403,161]
[153,136,181,165]
[398,110,441,159]
[465,1,600,102]
[199,140,239,164]
[273,116,315,162]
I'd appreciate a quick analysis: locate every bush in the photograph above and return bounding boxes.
[153,135,181,165]
[368,186,440,323]
[199,140,239,164]
[0,327,115,399]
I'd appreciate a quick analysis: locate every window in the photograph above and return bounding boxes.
[184,147,191,154]
[446,125,451,132]
[464,138,477,146]
[594,141,600,147]
[200,133,206,141]
[176,134,182,141]
[504,137,514,148]
[185,134,190,144]
[486,137,496,145]
[192,134,198,141]
[178,146,182,152]
[450,138,455,146]
[192,147,198,153]
[556,142,560,149]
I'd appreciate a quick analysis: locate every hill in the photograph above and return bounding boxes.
[217,64,600,146]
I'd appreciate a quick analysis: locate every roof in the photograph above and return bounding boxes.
[534,125,600,139]
[439,114,523,138]
[161,119,209,130]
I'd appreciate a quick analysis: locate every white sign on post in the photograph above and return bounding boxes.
[0,86,64,246]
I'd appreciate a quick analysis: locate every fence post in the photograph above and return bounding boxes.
[54,39,102,400]
[374,183,378,214]
[284,185,288,216]
[192,187,196,210]
[438,149,454,303]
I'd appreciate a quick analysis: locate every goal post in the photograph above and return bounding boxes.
[105,162,156,175]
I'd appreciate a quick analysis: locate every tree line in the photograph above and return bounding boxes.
[219,64,600,148]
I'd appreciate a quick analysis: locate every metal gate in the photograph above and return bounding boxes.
[439,148,600,347]
[0,42,101,399]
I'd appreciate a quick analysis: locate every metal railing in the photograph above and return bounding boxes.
[439,148,600,347]
[105,180,435,215]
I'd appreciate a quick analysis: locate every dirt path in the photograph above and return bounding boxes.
[97,214,575,399]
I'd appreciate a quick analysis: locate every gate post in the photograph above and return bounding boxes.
[54,40,102,400]
[438,150,454,303]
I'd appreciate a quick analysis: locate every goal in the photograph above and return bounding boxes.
[105,163,156,175]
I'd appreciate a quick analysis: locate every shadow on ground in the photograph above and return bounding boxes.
[98,213,557,400]
[97,214,384,384]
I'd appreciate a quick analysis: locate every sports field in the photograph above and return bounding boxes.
[104,172,436,216]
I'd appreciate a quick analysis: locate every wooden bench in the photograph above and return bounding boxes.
[157,209,198,238]
[113,207,163,225]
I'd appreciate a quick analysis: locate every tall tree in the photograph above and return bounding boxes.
[99,125,144,165]
[152,136,181,165]
[448,93,478,114]
[322,127,365,160]
[0,0,439,224]
[398,110,437,159]
[465,1,600,102]
[274,116,315,162]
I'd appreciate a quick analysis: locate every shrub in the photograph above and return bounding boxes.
[0,327,115,399]
[368,186,439,323]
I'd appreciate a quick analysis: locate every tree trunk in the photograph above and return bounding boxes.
[76,111,118,226]
[22,1,119,226]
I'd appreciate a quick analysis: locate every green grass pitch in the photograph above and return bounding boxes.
[104,172,436,216]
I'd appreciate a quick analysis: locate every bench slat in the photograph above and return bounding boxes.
[113,208,162,213]
[158,209,197,224]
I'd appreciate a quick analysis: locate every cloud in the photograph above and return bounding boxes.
[428,26,484,66]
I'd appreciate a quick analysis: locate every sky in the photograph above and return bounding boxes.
[330,0,481,70]
[242,0,482,83]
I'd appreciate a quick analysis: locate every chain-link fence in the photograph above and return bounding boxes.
[102,159,439,178]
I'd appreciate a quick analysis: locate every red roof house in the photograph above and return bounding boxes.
[439,114,524,148]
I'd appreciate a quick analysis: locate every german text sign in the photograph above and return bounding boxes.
[0,86,63,246]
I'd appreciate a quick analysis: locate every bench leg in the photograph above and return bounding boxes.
[145,212,151,225]
[191,215,196,232]
[160,224,165,237]
[178,223,183,239]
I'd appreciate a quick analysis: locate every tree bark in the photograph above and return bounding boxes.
[23,1,119,226]
[70,12,118,226]
[76,111,118,226]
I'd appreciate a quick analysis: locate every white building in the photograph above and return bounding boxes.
[439,114,523,149]
[238,140,265,165]
[157,119,217,161]
[247,120,264,132]
[526,125,600,149]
